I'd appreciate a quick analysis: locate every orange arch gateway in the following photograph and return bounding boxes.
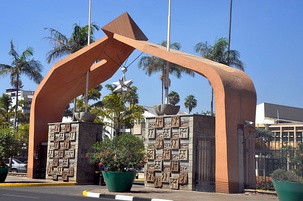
[28,13,256,193]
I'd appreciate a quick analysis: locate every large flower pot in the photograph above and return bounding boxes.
[273,180,303,201]
[154,104,180,116]
[0,167,9,183]
[74,112,97,122]
[102,171,136,192]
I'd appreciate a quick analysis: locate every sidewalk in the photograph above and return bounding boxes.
[83,178,278,201]
[0,174,75,187]
[2,174,278,201]
[83,185,279,201]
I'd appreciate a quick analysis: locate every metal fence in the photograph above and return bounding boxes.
[255,145,303,190]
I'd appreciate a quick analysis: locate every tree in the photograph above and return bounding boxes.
[184,95,197,114]
[121,86,138,105]
[138,40,195,104]
[201,111,213,116]
[168,91,180,106]
[194,37,244,115]
[73,84,103,113]
[0,127,19,168]
[104,84,139,105]
[0,41,43,130]
[44,23,100,118]
[0,93,29,157]
[44,23,100,63]
[255,128,273,141]
[15,99,30,124]
[63,104,73,118]
[0,94,13,127]
[61,84,103,119]
[17,123,29,158]
[255,127,273,155]
[194,37,244,70]
[97,84,144,137]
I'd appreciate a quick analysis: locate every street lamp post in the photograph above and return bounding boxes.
[227,0,233,66]
[84,0,92,112]
[164,0,172,104]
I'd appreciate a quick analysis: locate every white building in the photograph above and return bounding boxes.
[255,102,303,126]
[5,88,34,121]
[255,102,303,149]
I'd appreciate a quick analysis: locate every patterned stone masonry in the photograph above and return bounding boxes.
[46,122,102,183]
[145,116,192,190]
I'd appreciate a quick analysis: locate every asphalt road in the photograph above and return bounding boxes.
[0,182,279,201]
[0,186,113,201]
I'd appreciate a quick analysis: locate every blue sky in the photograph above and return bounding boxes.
[1,1,303,114]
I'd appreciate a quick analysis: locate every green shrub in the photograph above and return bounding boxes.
[87,134,147,172]
[0,127,18,167]
[271,169,303,183]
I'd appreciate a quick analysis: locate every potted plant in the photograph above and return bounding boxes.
[0,127,18,182]
[87,134,147,192]
[154,91,180,116]
[271,169,303,201]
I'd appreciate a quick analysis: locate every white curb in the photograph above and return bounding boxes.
[83,190,174,201]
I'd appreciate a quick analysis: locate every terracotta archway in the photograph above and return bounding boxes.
[28,12,256,193]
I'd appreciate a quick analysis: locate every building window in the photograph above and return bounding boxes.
[275,132,280,137]
[296,132,302,142]
[289,132,294,141]
[282,132,288,141]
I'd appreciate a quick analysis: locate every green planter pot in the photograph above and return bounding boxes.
[273,180,303,201]
[0,167,8,183]
[102,171,136,192]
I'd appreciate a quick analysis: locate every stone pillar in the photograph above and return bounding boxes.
[45,122,102,183]
[143,114,215,191]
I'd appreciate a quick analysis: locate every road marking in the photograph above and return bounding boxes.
[2,193,39,199]
[85,192,100,198]
[115,195,134,200]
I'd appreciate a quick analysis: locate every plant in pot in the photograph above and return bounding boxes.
[154,91,180,116]
[271,169,303,201]
[87,134,147,192]
[0,127,18,182]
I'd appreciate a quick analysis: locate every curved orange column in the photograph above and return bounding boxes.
[28,12,256,193]
[27,12,144,179]
[114,34,256,192]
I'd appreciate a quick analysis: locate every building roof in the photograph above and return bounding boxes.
[256,102,303,124]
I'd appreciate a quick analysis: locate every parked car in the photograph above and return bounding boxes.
[5,158,27,172]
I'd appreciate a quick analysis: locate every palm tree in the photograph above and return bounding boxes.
[105,84,139,106]
[255,127,273,143]
[138,41,195,104]
[194,37,244,70]
[0,41,43,130]
[74,84,102,113]
[125,86,140,105]
[44,23,99,63]
[168,91,180,106]
[44,23,100,118]
[16,99,30,124]
[194,37,244,115]
[184,95,197,114]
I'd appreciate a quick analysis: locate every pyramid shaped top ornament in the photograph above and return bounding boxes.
[102,12,148,41]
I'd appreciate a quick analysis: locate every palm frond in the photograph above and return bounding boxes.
[9,40,19,62]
